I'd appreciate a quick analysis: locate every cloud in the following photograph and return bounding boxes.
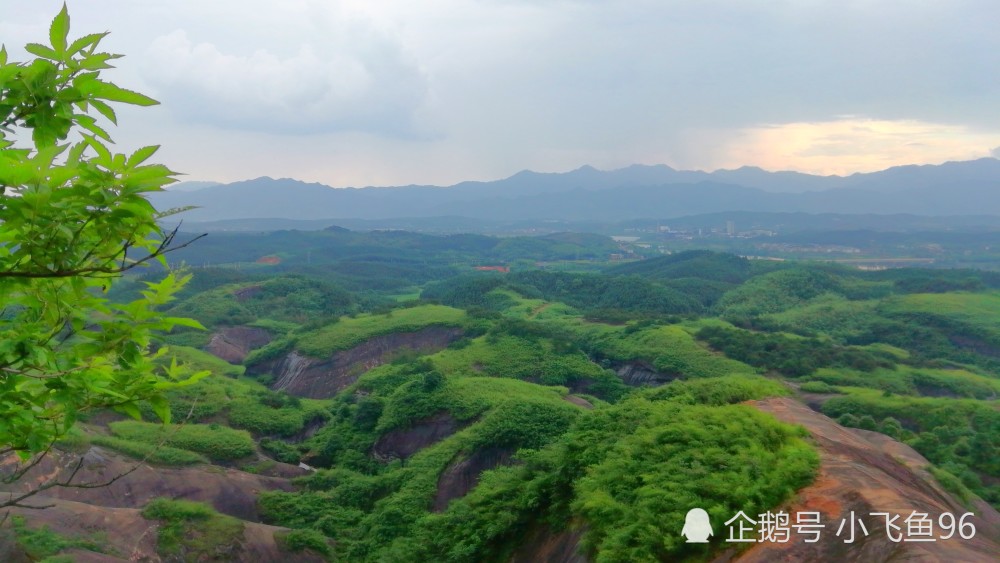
[144,24,428,136]
[705,118,1000,175]
[992,146,1000,159]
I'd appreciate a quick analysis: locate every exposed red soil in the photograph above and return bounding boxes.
[720,397,1000,562]
[371,412,464,461]
[2,497,322,562]
[0,447,295,522]
[254,326,464,399]
[433,447,515,511]
[205,325,273,363]
[509,523,588,563]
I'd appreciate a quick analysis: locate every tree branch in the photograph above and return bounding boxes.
[0,228,206,279]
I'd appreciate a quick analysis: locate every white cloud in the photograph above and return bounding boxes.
[144,23,428,136]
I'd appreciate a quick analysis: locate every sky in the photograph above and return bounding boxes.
[3,0,1000,187]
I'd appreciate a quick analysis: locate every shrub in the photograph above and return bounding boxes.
[142,498,245,560]
[91,435,209,466]
[799,381,840,394]
[109,421,255,461]
[228,399,305,437]
[277,528,332,557]
[261,438,302,464]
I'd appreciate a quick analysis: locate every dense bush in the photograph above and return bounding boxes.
[822,391,1000,506]
[228,399,305,437]
[569,401,818,561]
[276,528,332,557]
[261,438,303,464]
[142,498,245,561]
[697,325,895,377]
[91,435,209,466]
[109,421,255,462]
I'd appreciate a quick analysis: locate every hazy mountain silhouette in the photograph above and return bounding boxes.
[146,158,1000,222]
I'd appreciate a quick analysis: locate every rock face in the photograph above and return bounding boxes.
[0,447,322,562]
[205,325,273,363]
[725,397,1000,562]
[614,360,678,386]
[2,499,322,563]
[372,412,463,461]
[510,524,589,563]
[0,446,297,522]
[257,326,464,399]
[433,447,515,511]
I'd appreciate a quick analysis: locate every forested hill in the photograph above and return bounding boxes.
[7,241,1000,561]
[146,158,1000,222]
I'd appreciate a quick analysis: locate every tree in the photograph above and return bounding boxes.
[0,5,206,506]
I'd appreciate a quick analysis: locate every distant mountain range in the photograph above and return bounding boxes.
[148,158,1000,223]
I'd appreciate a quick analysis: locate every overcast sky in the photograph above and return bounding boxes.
[4,0,1000,187]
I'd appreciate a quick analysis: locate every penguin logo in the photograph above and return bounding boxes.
[682,508,713,543]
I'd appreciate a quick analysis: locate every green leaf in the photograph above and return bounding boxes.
[25,43,59,61]
[87,80,158,107]
[126,145,159,169]
[50,3,71,54]
[0,44,7,65]
[164,317,206,330]
[67,32,108,57]
[148,395,171,424]
[116,401,143,420]
[89,99,117,124]
[75,114,112,142]
[84,134,112,167]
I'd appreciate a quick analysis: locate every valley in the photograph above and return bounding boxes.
[4,233,1000,561]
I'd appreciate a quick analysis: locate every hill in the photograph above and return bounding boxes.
[146,159,1000,223]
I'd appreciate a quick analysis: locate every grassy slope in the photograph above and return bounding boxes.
[296,305,467,357]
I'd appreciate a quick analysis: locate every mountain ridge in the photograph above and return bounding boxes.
[146,158,1000,222]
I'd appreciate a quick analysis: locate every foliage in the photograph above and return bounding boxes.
[579,324,756,379]
[423,271,703,318]
[696,325,895,377]
[4,515,107,560]
[228,398,305,437]
[108,420,255,461]
[715,268,845,320]
[261,437,303,464]
[295,305,466,358]
[0,6,206,461]
[91,434,209,465]
[276,528,333,557]
[642,374,789,405]
[606,250,752,284]
[164,275,354,327]
[823,389,1000,505]
[569,400,818,561]
[141,498,245,560]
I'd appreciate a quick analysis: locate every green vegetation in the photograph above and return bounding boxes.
[108,421,255,462]
[0,5,205,475]
[275,528,333,558]
[580,323,757,379]
[295,305,466,358]
[823,389,1000,505]
[697,325,894,377]
[3,516,108,560]
[141,498,245,560]
[91,435,209,466]
[569,400,817,561]
[12,6,1000,562]
[23,180,1000,559]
